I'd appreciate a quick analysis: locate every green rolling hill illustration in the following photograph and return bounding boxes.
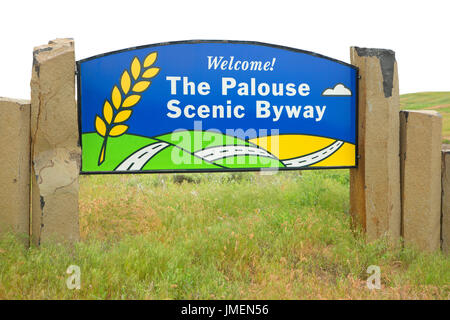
[81,130,284,172]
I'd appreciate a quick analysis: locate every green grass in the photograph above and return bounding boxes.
[1,92,449,299]
[400,92,450,110]
[400,91,450,142]
[1,171,449,299]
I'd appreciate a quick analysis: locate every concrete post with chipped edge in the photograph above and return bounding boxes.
[349,47,401,243]
[0,98,31,245]
[400,110,442,252]
[440,146,449,254]
[30,39,80,245]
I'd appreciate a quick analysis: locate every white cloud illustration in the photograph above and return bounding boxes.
[322,83,352,96]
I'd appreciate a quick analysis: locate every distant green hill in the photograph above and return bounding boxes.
[400,91,450,110]
[400,92,450,143]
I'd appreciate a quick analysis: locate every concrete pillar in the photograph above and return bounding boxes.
[441,147,450,254]
[349,47,401,242]
[0,98,31,243]
[30,39,80,245]
[400,110,442,252]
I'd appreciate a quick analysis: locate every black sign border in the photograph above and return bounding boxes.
[76,40,359,175]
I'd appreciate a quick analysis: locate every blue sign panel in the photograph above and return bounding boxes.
[77,40,358,173]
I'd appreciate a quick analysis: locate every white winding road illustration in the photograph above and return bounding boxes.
[115,142,169,171]
[282,140,344,167]
[194,145,277,162]
[114,139,344,171]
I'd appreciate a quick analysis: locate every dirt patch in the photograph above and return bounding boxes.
[424,104,450,110]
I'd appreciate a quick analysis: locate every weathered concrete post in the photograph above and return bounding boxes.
[0,98,31,244]
[441,147,449,254]
[349,47,401,242]
[30,39,81,245]
[400,110,442,252]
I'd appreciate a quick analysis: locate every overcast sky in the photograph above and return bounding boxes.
[1,0,448,99]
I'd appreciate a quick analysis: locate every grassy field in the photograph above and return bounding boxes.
[400,91,450,143]
[1,171,449,299]
[0,92,449,300]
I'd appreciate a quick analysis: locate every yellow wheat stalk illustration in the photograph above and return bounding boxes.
[95,52,160,165]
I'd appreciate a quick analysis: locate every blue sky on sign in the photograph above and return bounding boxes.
[79,42,357,143]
